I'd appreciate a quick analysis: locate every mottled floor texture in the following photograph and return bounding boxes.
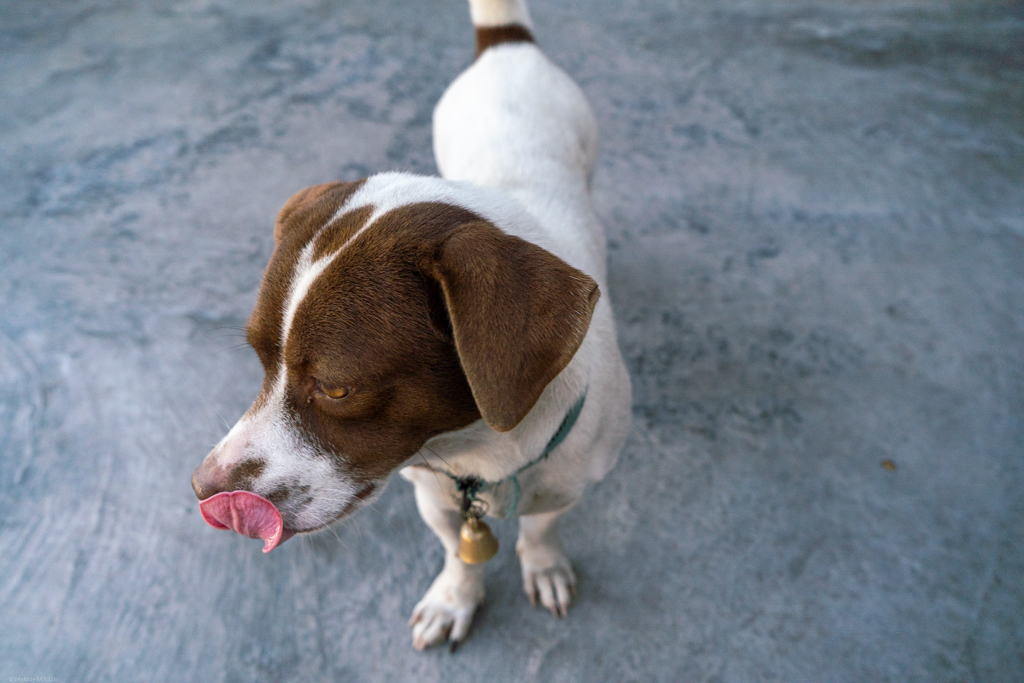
[1,0,1022,681]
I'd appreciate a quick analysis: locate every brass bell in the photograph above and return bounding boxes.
[457,516,499,564]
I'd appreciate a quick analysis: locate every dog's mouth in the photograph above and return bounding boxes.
[198,484,377,553]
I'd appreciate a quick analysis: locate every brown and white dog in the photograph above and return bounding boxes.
[191,0,631,650]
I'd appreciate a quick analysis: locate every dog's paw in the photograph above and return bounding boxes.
[517,539,576,618]
[408,566,484,650]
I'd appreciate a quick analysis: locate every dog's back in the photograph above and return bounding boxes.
[427,0,629,490]
[434,0,607,282]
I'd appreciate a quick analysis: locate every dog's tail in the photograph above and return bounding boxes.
[469,0,535,59]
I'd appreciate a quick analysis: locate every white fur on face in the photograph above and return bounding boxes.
[214,398,359,531]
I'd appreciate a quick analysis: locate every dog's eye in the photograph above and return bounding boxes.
[316,381,350,399]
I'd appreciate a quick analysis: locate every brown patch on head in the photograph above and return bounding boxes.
[266,201,598,485]
[244,195,597,490]
[273,182,364,245]
[285,203,484,481]
[475,24,534,59]
[245,180,365,393]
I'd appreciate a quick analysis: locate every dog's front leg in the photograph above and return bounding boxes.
[404,468,485,650]
[517,508,578,618]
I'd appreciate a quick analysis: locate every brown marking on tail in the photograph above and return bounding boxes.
[475,24,534,59]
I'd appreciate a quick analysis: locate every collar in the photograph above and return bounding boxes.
[442,391,587,518]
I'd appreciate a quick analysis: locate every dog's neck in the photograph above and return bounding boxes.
[411,348,591,484]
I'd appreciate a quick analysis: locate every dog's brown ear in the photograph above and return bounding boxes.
[428,221,599,432]
[274,181,364,244]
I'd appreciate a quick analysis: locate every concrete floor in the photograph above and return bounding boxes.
[1,1,1022,681]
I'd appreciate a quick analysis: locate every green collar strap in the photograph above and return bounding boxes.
[449,391,587,518]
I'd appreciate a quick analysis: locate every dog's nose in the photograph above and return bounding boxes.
[191,458,230,501]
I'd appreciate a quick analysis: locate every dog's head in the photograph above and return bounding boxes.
[191,176,599,542]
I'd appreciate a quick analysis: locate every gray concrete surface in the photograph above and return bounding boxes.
[1,0,1022,681]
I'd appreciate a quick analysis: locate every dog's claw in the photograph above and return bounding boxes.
[519,539,576,618]
[411,607,471,650]
[410,564,483,650]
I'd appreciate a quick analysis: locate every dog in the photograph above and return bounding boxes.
[191,0,631,650]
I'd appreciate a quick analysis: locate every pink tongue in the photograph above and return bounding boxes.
[199,491,294,553]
